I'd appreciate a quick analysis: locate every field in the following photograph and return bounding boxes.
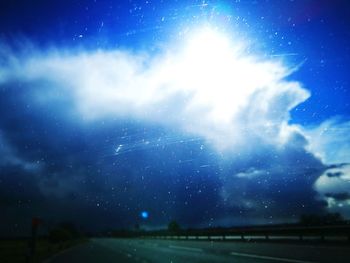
[0,238,86,263]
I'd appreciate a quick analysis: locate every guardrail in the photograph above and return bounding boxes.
[140,225,350,243]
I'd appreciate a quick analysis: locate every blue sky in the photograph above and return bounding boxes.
[0,0,350,236]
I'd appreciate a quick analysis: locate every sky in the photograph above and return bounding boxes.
[1,0,350,236]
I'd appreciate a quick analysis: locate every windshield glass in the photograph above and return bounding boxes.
[1,1,350,263]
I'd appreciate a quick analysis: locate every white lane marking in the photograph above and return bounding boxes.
[169,245,203,253]
[230,252,315,263]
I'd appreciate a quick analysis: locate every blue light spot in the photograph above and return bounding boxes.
[141,211,149,219]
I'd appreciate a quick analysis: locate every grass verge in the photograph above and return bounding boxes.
[0,238,87,263]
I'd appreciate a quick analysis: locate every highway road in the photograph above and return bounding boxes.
[46,238,350,263]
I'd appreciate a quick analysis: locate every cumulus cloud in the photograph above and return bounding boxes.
[314,164,350,217]
[219,131,327,224]
[0,27,309,151]
[1,26,350,223]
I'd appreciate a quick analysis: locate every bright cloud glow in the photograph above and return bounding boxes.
[0,26,310,151]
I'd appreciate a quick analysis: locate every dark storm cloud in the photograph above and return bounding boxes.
[326,171,344,178]
[0,164,42,206]
[0,79,224,232]
[327,163,349,169]
[325,192,350,201]
[219,131,327,224]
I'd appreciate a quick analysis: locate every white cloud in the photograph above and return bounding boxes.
[314,165,350,217]
[301,119,350,217]
[315,166,350,194]
[0,27,309,151]
[302,119,350,165]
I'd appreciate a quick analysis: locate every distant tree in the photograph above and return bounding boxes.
[49,221,82,243]
[300,213,344,226]
[49,228,72,243]
[59,222,80,238]
[168,220,180,233]
[323,212,343,224]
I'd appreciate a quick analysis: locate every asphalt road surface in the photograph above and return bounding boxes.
[46,238,350,263]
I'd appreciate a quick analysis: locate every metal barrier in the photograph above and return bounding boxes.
[140,225,350,243]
